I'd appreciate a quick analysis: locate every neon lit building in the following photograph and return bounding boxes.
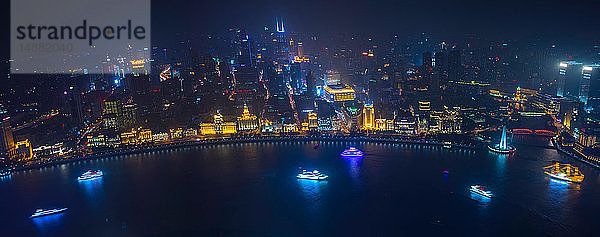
[237,105,258,131]
[324,84,356,102]
[363,104,374,130]
[14,139,33,161]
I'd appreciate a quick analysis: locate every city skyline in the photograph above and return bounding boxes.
[2,1,600,236]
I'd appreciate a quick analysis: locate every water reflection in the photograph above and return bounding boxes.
[31,212,67,232]
[297,179,328,211]
[0,174,12,182]
[79,177,104,205]
[546,177,578,204]
[470,192,492,207]
[342,157,361,181]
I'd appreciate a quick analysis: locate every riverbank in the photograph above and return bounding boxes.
[11,136,482,172]
[552,138,600,169]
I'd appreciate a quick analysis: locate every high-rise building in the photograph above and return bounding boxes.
[306,71,317,99]
[558,61,584,98]
[363,103,374,130]
[579,65,600,111]
[325,70,341,86]
[0,117,15,159]
[448,49,462,81]
[422,52,432,69]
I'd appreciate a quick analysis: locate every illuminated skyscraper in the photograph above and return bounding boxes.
[274,17,290,67]
[363,103,374,130]
[557,61,583,98]
[325,70,341,86]
[579,65,600,111]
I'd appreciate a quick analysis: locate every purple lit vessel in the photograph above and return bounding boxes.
[340,147,363,157]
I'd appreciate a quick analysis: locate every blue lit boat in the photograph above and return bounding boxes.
[77,170,103,181]
[340,147,363,157]
[296,170,328,180]
[29,208,68,218]
[470,185,493,198]
[0,169,12,177]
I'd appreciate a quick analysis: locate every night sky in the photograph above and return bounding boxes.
[2,0,600,59]
[153,0,600,41]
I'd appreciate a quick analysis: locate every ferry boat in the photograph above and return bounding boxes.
[443,142,452,149]
[470,185,493,198]
[29,208,68,218]
[543,163,584,183]
[340,147,363,157]
[77,170,104,181]
[296,170,328,180]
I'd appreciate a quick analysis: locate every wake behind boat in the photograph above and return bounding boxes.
[296,169,328,180]
[29,208,68,218]
[340,147,363,157]
[78,170,104,181]
[470,185,493,198]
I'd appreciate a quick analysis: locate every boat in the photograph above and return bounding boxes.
[340,147,363,157]
[470,185,493,198]
[543,163,584,183]
[296,169,328,180]
[443,142,452,149]
[0,169,12,177]
[29,208,68,218]
[77,170,104,181]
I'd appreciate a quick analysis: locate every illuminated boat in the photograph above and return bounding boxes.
[470,185,493,198]
[443,142,452,149]
[29,208,68,218]
[340,147,363,157]
[77,170,104,181]
[0,169,11,177]
[543,163,584,183]
[296,170,328,180]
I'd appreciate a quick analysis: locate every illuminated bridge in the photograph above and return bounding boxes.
[511,129,555,137]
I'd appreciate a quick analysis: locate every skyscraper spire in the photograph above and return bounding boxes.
[276,16,285,33]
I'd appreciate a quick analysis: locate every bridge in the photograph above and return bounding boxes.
[511,129,555,137]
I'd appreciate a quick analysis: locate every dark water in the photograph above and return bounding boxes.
[1,142,600,236]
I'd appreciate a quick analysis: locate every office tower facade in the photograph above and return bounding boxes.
[580,65,600,111]
[558,61,584,98]
[325,70,341,86]
[306,71,317,99]
[422,52,432,69]
[363,103,374,130]
[0,117,15,159]
[448,49,462,81]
